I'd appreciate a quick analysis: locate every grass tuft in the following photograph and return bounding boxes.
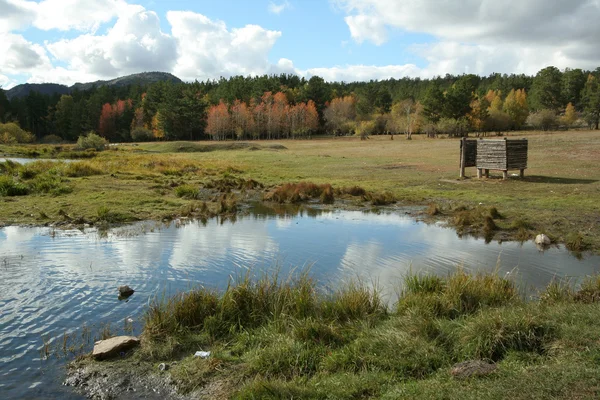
[175,184,200,199]
[457,307,555,361]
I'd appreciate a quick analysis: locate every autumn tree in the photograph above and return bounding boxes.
[323,96,356,135]
[98,103,117,140]
[230,99,253,139]
[206,101,231,140]
[561,102,578,128]
[467,95,490,133]
[503,89,529,129]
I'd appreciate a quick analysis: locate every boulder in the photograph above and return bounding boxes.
[92,336,140,360]
[535,234,551,246]
[450,360,497,379]
[118,285,135,298]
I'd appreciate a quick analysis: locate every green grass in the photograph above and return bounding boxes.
[69,269,595,399]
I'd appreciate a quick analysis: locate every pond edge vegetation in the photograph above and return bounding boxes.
[69,268,600,399]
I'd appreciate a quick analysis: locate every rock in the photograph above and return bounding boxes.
[92,336,140,360]
[451,360,497,379]
[535,234,551,246]
[118,285,135,298]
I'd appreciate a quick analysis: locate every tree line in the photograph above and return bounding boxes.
[0,65,599,144]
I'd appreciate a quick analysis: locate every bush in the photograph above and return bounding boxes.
[0,175,29,196]
[131,127,154,142]
[527,110,558,131]
[175,184,200,199]
[62,162,102,177]
[76,132,107,151]
[436,118,470,137]
[39,135,64,144]
[0,122,35,144]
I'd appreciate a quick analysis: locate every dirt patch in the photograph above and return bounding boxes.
[375,163,415,170]
[65,358,188,400]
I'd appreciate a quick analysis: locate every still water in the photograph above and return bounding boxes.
[1,209,599,398]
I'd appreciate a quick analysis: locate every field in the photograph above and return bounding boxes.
[1,130,599,252]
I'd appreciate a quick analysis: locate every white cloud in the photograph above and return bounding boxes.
[43,8,177,83]
[34,0,130,32]
[344,14,386,45]
[0,0,36,33]
[268,1,291,15]
[0,33,52,75]
[336,0,600,76]
[168,11,282,81]
[305,63,422,82]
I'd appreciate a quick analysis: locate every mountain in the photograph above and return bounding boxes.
[5,72,183,100]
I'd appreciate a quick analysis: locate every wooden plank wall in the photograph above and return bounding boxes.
[476,139,508,170]
[464,140,477,167]
[506,140,528,170]
[475,139,528,171]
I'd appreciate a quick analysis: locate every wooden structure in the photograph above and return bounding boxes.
[459,138,477,178]
[460,138,528,179]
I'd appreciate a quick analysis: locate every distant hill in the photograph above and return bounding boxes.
[5,72,183,100]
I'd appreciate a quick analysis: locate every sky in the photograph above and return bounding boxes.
[1,0,599,89]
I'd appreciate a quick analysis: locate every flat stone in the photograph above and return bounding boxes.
[92,336,140,360]
[450,360,497,379]
[535,234,551,246]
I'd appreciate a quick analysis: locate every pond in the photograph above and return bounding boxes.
[0,157,72,164]
[1,209,599,398]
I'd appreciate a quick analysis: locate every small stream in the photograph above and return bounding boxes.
[1,209,599,399]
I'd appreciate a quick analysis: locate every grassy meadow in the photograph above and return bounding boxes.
[1,130,599,252]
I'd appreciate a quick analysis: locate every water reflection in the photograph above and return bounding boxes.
[0,209,599,398]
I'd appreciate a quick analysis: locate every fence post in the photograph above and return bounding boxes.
[460,137,467,178]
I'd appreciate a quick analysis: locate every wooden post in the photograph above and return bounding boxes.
[502,170,508,180]
[485,169,489,178]
[477,168,483,179]
[459,137,466,178]
[520,169,525,178]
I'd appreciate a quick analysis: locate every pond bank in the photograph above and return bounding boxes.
[65,270,600,400]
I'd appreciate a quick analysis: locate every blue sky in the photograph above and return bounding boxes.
[1,0,599,88]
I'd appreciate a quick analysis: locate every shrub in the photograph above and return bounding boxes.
[62,162,102,177]
[436,118,470,137]
[367,191,396,206]
[131,127,154,142]
[175,184,200,199]
[39,135,64,144]
[264,182,335,204]
[0,122,35,144]
[527,110,558,131]
[338,186,367,197]
[76,132,107,151]
[0,175,29,196]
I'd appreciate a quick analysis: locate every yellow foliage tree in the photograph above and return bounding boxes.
[561,102,578,128]
[485,90,503,112]
[467,95,490,132]
[503,89,529,129]
[151,111,165,140]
